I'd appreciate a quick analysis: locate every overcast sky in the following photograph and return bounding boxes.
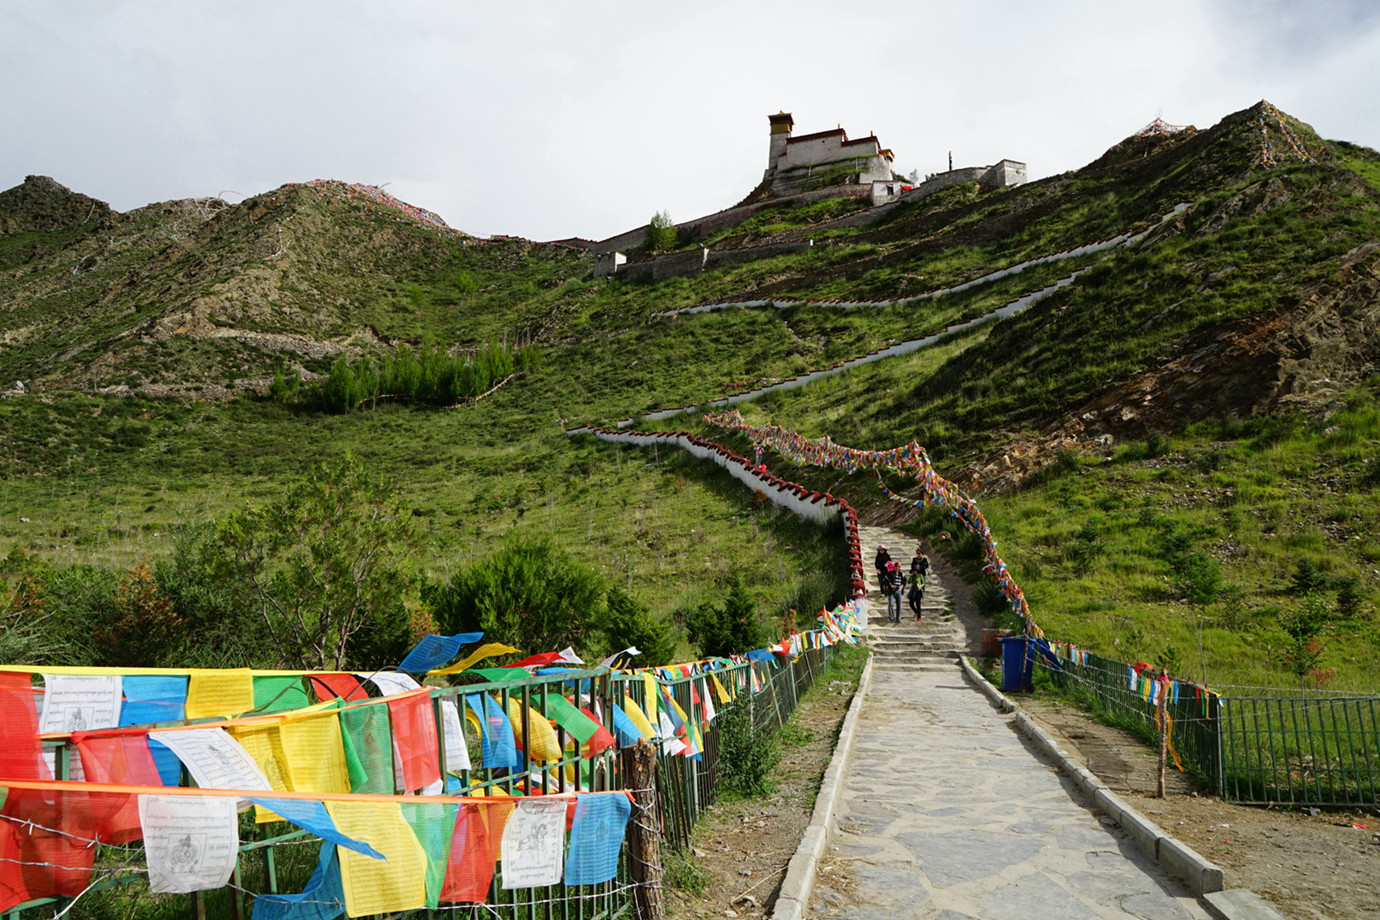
[4,1,1378,242]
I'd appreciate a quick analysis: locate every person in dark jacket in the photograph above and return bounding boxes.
[874,544,892,592]
[908,548,930,619]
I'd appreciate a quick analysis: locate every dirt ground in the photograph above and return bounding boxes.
[666,671,860,920]
[668,655,1379,920]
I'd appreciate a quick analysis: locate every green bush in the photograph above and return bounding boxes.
[687,573,765,659]
[714,703,778,797]
[431,535,606,658]
[1290,558,1328,596]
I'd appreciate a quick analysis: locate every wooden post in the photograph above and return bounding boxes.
[622,739,665,920]
[1157,672,1169,798]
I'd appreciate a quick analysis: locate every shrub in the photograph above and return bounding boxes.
[1174,552,1222,605]
[688,573,765,659]
[1332,575,1363,619]
[432,535,606,658]
[714,703,778,797]
[1290,558,1328,596]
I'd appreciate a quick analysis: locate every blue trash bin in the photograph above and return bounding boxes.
[1000,636,1032,692]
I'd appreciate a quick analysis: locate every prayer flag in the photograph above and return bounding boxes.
[398,632,485,674]
[253,676,310,713]
[327,801,429,917]
[139,793,240,894]
[245,799,383,859]
[500,799,565,888]
[0,672,49,781]
[400,802,458,909]
[564,794,632,886]
[441,799,513,903]
[186,668,255,720]
[430,642,520,676]
[250,841,346,920]
[73,732,166,842]
[386,690,441,793]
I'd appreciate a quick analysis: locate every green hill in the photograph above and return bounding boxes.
[3,101,1379,687]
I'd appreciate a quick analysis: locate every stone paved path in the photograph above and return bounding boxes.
[808,529,1212,919]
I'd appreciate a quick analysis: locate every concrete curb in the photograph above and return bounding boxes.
[954,654,1290,918]
[771,652,875,920]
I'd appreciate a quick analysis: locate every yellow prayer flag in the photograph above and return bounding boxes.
[505,699,562,763]
[428,643,519,675]
[230,723,293,824]
[186,668,255,720]
[621,694,654,740]
[327,801,429,918]
[641,673,658,727]
[280,711,351,795]
[711,674,733,705]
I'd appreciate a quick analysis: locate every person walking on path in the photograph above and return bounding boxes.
[908,547,930,619]
[882,559,906,623]
[873,544,892,589]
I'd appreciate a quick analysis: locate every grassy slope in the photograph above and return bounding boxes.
[3,103,1379,685]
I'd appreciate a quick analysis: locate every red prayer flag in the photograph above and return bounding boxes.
[73,732,166,843]
[309,674,368,702]
[440,799,514,903]
[0,673,49,781]
[386,690,441,792]
[0,789,125,912]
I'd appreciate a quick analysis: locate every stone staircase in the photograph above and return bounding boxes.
[857,526,967,671]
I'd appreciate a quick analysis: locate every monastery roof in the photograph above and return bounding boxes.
[786,128,883,152]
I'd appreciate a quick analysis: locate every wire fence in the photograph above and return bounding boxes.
[8,644,841,919]
[1029,642,1380,806]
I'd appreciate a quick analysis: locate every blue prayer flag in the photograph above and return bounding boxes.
[564,794,632,886]
[464,694,520,769]
[610,703,645,747]
[250,842,345,920]
[246,798,384,860]
[121,676,187,785]
[398,632,484,674]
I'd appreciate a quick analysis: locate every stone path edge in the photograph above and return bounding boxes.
[771,652,875,920]
[956,655,1287,920]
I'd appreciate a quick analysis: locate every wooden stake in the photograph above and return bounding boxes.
[1157,672,1168,798]
[622,739,666,920]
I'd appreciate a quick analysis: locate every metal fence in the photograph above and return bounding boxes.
[1218,693,1380,806]
[14,645,842,919]
[1031,644,1380,807]
[613,644,838,852]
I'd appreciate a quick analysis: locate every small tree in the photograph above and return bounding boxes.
[208,456,423,670]
[689,574,765,659]
[431,536,605,658]
[645,210,677,252]
[603,586,677,666]
[1280,591,1330,689]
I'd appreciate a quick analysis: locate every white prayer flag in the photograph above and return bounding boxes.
[501,799,565,888]
[149,727,273,809]
[139,794,239,893]
[440,699,471,773]
[38,674,122,734]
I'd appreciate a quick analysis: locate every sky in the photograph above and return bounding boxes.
[4,1,1379,243]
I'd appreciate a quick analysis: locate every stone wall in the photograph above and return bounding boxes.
[608,239,815,283]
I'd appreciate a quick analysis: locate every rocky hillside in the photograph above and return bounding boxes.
[3,101,1379,471]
